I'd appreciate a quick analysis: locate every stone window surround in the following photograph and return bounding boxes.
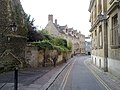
[110,13,120,48]
[98,25,103,49]
[95,30,98,49]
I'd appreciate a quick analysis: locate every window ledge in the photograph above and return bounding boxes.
[110,45,120,49]
[99,46,103,49]
[95,47,98,50]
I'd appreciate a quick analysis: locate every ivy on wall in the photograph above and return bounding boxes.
[32,31,71,53]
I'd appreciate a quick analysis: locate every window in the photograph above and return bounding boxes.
[91,33,95,50]
[98,0,102,14]
[66,29,68,33]
[111,14,120,48]
[94,5,97,19]
[91,12,93,25]
[99,25,103,48]
[95,30,97,49]
[95,30,97,36]
[91,33,93,38]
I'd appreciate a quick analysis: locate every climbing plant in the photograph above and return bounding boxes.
[32,33,69,53]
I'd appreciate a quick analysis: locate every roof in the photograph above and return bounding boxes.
[53,23,67,33]
[46,19,85,38]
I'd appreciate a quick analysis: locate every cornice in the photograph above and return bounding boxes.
[107,1,120,15]
[89,14,107,32]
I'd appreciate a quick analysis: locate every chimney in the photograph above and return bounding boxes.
[48,14,53,23]
[55,19,57,25]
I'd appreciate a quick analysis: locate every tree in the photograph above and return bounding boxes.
[26,14,44,42]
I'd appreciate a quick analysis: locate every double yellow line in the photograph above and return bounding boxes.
[84,60,112,90]
[58,59,76,90]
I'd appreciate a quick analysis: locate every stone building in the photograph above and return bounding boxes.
[89,0,108,71]
[0,0,27,71]
[45,15,85,55]
[107,0,120,77]
[89,0,120,78]
[85,36,91,55]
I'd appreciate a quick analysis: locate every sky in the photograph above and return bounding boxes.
[20,0,91,37]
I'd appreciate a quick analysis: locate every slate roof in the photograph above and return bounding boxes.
[53,23,67,33]
[50,21,84,38]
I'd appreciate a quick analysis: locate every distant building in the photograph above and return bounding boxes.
[85,36,91,55]
[44,14,85,55]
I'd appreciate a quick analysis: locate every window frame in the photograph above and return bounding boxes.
[99,25,103,49]
[95,30,97,49]
[110,13,120,48]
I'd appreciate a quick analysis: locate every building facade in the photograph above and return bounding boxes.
[45,15,85,55]
[107,0,120,77]
[89,0,120,77]
[89,0,108,71]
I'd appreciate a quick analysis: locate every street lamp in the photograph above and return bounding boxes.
[10,22,18,90]
[0,22,18,90]
[0,22,17,38]
[10,22,17,32]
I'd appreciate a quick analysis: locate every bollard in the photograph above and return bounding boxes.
[14,67,18,90]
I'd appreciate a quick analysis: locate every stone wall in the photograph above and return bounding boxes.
[25,45,45,68]
[25,45,71,68]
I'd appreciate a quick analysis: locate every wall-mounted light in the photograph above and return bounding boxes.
[10,22,17,32]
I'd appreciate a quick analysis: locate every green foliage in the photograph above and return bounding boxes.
[32,40,53,50]
[67,39,72,51]
[53,45,69,53]
[50,37,67,47]
[32,34,69,53]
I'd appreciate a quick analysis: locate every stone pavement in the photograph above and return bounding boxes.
[85,59,120,90]
[0,57,74,90]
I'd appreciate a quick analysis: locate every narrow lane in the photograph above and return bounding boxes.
[49,55,107,90]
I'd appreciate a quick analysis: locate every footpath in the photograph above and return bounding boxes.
[85,59,120,90]
[0,57,74,90]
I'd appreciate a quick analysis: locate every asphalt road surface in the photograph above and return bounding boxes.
[48,55,107,90]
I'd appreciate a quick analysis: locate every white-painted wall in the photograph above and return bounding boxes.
[108,58,120,78]
[91,55,105,69]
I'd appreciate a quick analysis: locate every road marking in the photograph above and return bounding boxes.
[58,59,76,90]
[0,83,6,89]
[84,60,112,90]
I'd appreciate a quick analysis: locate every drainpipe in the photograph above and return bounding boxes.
[103,18,108,72]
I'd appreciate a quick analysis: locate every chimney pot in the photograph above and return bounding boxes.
[55,19,57,25]
[48,14,53,23]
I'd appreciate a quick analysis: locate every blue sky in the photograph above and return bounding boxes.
[20,0,91,36]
